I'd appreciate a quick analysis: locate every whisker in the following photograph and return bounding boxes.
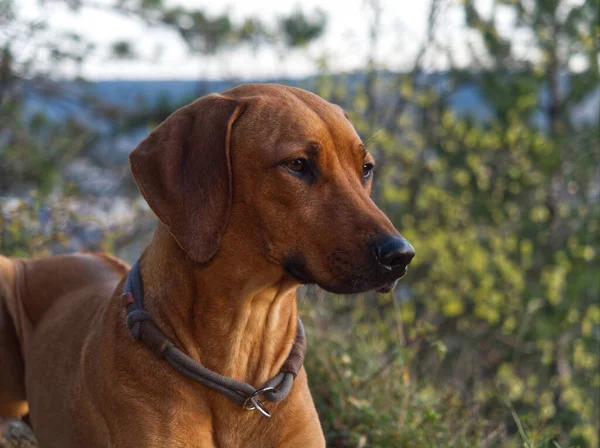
[363,129,382,148]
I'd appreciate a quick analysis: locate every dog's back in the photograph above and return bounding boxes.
[0,253,129,424]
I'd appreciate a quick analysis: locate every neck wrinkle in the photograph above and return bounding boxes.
[138,225,300,387]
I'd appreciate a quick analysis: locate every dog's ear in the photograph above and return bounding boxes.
[130,94,243,263]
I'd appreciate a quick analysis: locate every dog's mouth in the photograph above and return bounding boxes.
[283,255,408,295]
[283,257,316,285]
[374,267,407,293]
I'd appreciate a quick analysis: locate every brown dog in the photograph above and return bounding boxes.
[0,84,414,447]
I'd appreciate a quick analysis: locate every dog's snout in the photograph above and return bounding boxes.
[374,236,415,270]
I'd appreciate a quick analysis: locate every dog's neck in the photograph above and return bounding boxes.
[138,224,300,386]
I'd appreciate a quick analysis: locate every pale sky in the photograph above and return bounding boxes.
[12,0,555,80]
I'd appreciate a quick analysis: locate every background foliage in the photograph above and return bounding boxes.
[1,0,599,446]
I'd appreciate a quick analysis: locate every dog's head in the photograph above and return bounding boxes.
[130,84,414,294]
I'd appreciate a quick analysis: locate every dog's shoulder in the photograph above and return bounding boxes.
[84,251,130,277]
[10,252,128,325]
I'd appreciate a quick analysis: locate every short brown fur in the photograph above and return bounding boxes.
[0,84,408,447]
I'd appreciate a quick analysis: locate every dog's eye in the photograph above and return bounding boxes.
[363,163,374,179]
[284,158,308,174]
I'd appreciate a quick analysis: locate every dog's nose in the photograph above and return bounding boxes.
[374,236,415,270]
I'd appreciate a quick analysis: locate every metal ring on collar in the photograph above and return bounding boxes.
[243,386,276,418]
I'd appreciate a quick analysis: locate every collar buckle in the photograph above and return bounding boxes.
[243,386,276,418]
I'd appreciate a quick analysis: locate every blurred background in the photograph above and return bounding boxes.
[0,0,598,446]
